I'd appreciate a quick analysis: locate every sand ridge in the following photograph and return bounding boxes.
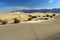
[0,12,60,40]
[0,12,59,24]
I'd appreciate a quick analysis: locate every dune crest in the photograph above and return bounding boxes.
[0,12,59,24]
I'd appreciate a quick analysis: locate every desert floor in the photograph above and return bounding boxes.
[0,14,60,40]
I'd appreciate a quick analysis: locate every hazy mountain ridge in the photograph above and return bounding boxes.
[12,8,60,13]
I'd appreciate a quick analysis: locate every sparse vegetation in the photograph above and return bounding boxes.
[53,14,56,16]
[43,15,45,17]
[28,18,32,21]
[38,15,40,17]
[46,14,49,17]
[0,20,2,22]
[0,20,2,24]
[44,18,49,20]
[32,16,37,18]
[13,18,20,23]
[0,20,8,25]
[2,20,8,24]
[50,16,53,18]
[28,15,32,17]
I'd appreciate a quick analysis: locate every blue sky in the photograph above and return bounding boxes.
[0,0,60,12]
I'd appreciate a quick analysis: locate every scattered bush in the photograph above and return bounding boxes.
[38,15,40,17]
[50,16,53,18]
[28,18,32,21]
[53,14,56,16]
[13,18,20,23]
[28,15,32,17]
[0,20,2,22]
[46,14,49,17]
[43,15,45,17]
[32,16,37,18]
[0,20,2,24]
[0,20,8,25]
[44,18,49,20]
[2,20,8,24]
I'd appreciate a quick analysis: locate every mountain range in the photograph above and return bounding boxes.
[12,8,60,13]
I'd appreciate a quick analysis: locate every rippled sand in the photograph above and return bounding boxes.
[0,13,60,40]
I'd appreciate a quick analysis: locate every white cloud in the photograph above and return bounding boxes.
[49,0,53,3]
[5,6,31,10]
[0,6,32,12]
[3,6,52,11]
[5,6,47,10]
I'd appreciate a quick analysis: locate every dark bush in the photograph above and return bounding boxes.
[50,16,53,18]
[28,18,32,21]
[0,20,2,22]
[44,18,49,20]
[13,18,20,23]
[53,14,56,16]
[28,15,32,17]
[1,20,8,24]
[38,15,40,17]
[32,16,37,18]
[43,15,45,17]
[46,14,49,17]
[0,20,2,24]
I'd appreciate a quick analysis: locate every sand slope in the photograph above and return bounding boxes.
[0,12,60,40]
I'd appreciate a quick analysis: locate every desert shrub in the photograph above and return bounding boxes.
[0,20,2,24]
[53,14,56,16]
[28,15,32,17]
[46,14,49,17]
[28,18,32,21]
[13,18,20,23]
[1,20,8,25]
[0,20,2,22]
[43,15,45,17]
[32,16,37,18]
[50,16,53,18]
[38,15,40,17]
[44,18,48,20]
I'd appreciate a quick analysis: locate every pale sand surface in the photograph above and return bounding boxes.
[0,14,60,40]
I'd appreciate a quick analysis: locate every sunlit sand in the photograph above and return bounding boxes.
[0,12,60,40]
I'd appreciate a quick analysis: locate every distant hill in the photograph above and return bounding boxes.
[52,8,60,13]
[12,8,60,13]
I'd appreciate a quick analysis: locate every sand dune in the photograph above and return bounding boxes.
[0,12,60,40]
[0,12,59,23]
